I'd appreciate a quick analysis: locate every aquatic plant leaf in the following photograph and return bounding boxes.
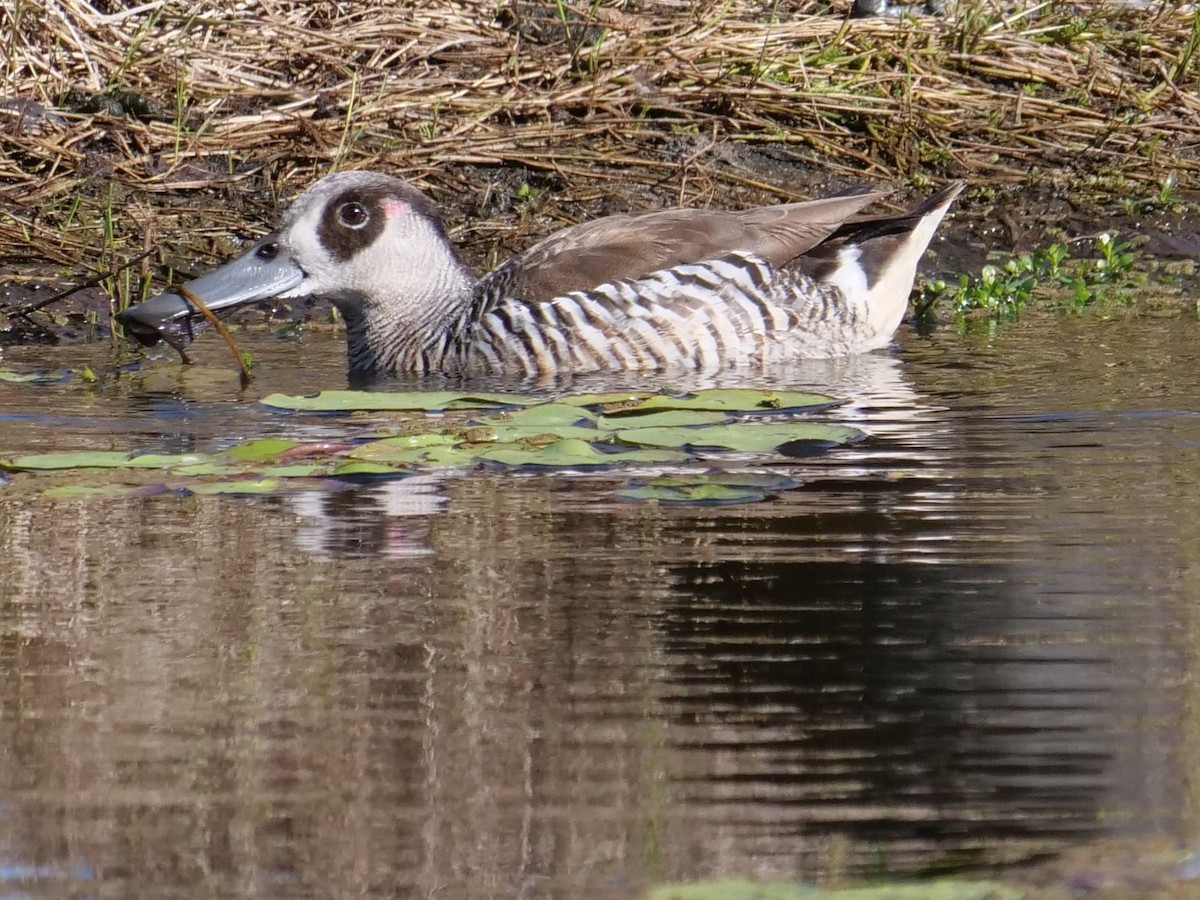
[348,433,461,459]
[225,438,300,461]
[260,390,542,412]
[620,389,841,414]
[123,452,211,468]
[616,422,860,453]
[620,482,766,504]
[479,403,598,426]
[2,451,142,470]
[355,445,481,468]
[642,878,1022,900]
[172,463,247,476]
[0,368,73,384]
[479,438,688,467]
[619,473,799,505]
[480,423,605,443]
[190,479,282,495]
[557,392,653,407]
[256,464,329,478]
[596,410,728,430]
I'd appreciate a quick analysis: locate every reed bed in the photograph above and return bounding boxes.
[1,0,1197,308]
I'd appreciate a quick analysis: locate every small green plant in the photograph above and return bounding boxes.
[916,234,1139,319]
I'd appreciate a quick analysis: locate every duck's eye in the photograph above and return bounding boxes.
[338,202,369,229]
[256,241,279,262]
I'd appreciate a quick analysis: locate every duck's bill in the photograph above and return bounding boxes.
[116,237,304,350]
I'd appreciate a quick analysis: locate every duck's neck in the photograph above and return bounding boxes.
[343,261,479,376]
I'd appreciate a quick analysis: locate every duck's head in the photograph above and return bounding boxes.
[117,171,473,351]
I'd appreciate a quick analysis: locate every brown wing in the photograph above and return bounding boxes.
[490,190,888,303]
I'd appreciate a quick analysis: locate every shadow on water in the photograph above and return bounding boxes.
[0,315,1198,896]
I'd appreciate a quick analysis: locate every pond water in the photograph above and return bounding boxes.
[1,314,1198,898]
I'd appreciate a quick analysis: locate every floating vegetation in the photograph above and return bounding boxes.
[0,389,861,505]
[916,232,1142,318]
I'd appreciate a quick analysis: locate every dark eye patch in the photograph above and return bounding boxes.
[317,187,391,262]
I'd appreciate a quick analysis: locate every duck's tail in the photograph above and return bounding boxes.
[797,181,964,349]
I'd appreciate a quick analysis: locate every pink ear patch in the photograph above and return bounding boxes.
[381,197,408,218]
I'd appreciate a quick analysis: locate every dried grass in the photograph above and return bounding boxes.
[1,0,1197,300]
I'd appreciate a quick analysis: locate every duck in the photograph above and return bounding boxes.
[117,171,963,378]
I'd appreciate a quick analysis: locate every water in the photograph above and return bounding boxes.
[1,314,1198,897]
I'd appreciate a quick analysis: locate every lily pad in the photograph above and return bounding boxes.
[355,444,481,468]
[556,391,653,407]
[595,410,727,430]
[189,479,282,495]
[478,438,688,468]
[2,451,142,471]
[260,390,543,412]
[225,438,300,461]
[619,473,799,504]
[123,452,210,468]
[616,422,861,453]
[480,423,606,443]
[617,389,841,415]
[479,403,598,426]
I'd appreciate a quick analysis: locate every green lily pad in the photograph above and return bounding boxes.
[596,410,727,430]
[190,479,282,495]
[557,392,653,407]
[123,452,211,468]
[2,451,141,471]
[172,463,248,477]
[479,403,598,426]
[617,422,860,453]
[357,444,481,468]
[612,389,841,415]
[478,438,688,467]
[260,390,543,412]
[329,461,408,477]
[619,472,799,504]
[480,423,606,443]
[225,438,300,461]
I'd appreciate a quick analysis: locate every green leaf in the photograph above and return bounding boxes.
[225,438,300,461]
[480,423,606,443]
[556,391,653,407]
[190,479,282,495]
[614,389,841,415]
[348,433,461,458]
[355,445,480,468]
[123,452,211,468]
[329,461,408,476]
[619,472,798,504]
[596,410,727,430]
[479,403,598,426]
[2,451,138,471]
[260,390,543,412]
[172,463,247,477]
[478,438,687,467]
[616,422,860,453]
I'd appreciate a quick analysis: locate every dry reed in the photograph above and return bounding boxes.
[0,0,1197,305]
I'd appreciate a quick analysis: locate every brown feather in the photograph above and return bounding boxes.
[496,190,889,303]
